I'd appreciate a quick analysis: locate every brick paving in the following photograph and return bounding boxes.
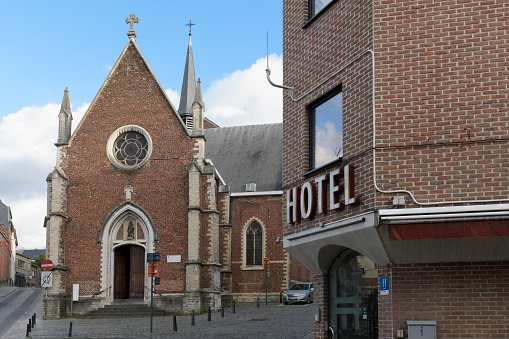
[4,292,314,339]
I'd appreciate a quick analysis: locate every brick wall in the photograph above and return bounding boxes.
[373,0,509,205]
[379,262,509,338]
[63,43,194,295]
[282,0,375,239]
[230,195,312,297]
[0,225,9,283]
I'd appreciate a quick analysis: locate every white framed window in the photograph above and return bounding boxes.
[241,218,266,270]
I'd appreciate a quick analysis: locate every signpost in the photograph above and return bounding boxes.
[264,258,270,306]
[147,252,160,333]
[41,271,52,287]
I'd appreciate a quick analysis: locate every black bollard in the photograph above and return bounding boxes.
[191,310,195,326]
[33,313,36,326]
[221,305,224,318]
[280,292,283,303]
[28,319,32,330]
[208,306,211,321]
[257,296,260,307]
[232,300,236,314]
[26,323,31,337]
[31,315,35,328]
[173,315,177,332]
[68,321,72,337]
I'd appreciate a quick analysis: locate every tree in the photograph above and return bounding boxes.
[35,253,46,267]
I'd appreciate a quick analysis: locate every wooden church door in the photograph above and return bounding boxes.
[114,245,145,299]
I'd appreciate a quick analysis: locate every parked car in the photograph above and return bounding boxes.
[283,282,314,304]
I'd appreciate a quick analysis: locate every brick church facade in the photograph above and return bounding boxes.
[44,17,311,318]
[279,1,509,338]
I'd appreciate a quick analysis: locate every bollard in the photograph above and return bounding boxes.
[280,292,283,303]
[221,305,224,318]
[33,313,36,326]
[208,306,211,321]
[257,296,260,307]
[68,321,72,337]
[232,300,236,314]
[191,310,195,326]
[31,314,35,328]
[28,319,32,329]
[173,315,177,332]
[26,323,31,337]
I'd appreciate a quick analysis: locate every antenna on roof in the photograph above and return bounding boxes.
[265,32,294,92]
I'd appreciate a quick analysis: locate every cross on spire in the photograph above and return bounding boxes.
[185,20,195,36]
[126,14,139,38]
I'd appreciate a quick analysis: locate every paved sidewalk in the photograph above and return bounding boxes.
[19,302,314,339]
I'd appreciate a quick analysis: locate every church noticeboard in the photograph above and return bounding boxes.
[167,255,181,263]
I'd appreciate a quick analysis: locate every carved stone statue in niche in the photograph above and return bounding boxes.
[124,218,137,241]
[127,221,135,240]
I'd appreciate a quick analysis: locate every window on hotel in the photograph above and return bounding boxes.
[246,221,263,266]
[309,88,343,170]
[309,0,334,19]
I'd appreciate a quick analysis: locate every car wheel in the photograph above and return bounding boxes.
[283,301,289,305]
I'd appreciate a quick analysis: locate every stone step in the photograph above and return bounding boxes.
[82,302,167,318]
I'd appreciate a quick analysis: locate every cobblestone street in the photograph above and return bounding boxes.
[3,291,314,339]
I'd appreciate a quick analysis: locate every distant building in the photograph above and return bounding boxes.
[21,249,46,261]
[15,253,31,287]
[0,200,17,286]
[28,263,41,288]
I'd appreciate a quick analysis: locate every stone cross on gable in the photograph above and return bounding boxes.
[185,20,195,36]
[126,14,139,38]
[124,185,133,201]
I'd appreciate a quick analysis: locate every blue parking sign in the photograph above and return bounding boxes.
[380,276,389,295]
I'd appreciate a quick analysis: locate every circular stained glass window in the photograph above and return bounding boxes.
[114,132,148,167]
[106,125,153,170]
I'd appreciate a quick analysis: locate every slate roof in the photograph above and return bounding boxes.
[21,249,46,261]
[204,124,282,193]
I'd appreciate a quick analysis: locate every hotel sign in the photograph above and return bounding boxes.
[287,164,359,223]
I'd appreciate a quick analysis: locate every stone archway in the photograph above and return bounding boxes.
[99,202,157,302]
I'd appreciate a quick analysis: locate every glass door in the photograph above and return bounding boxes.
[328,250,378,338]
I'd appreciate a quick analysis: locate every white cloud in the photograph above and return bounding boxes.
[165,89,180,109]
[0,102,89,249]
[204,54,283,127]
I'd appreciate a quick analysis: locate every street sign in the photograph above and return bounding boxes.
[72,284,80,301]
[264,258,270,273]
[147,253,160,263]
[41,259,53,271]
[41,271,52,287]
[380,276,389,295]
[148,262,159,277]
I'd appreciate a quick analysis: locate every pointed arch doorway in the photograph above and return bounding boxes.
[114,245,145,299]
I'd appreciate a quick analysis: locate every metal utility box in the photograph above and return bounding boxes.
[407,320,436,339]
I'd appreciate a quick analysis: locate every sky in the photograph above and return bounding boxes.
[1,1,284,249]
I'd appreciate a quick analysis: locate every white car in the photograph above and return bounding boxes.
[283,282,314,304]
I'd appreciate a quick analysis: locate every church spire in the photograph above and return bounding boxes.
[192,78,205,135]
[178,21,197,131]
[55,87,73,146]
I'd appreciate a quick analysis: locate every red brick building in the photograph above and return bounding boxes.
[0,224,10,284]
[44,16,310,318]
[279,0,509,338]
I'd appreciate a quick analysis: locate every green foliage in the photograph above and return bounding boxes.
[35,253,46,267]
